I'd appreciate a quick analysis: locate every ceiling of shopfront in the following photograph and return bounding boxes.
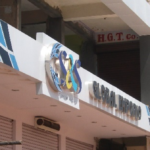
[0,64,148,139]
[21,0,150,36]
[21,0,131,33]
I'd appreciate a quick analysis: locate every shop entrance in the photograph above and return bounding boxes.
[98,137,146,150]
[0,116,13,150]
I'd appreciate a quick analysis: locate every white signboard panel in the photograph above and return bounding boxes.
[0,19,80,109]
[96,30,139,44]
[1,19,150,133]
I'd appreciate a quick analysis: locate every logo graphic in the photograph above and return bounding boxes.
[45,43,82,94]
[145,105,150,125]
[146,105,150,116]
[0,20,19,70]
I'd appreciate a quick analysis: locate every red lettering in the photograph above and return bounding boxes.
[107,33,113,41]
[98,34,105,42]
[126,34,136,40]
[131,35,136,39]
[116,32,123,41]
[126,34,131,40]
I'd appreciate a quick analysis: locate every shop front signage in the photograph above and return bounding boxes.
[96,30,139,44]
[0,20,19,71]
[89,81,141,120]
[45,43,82,102]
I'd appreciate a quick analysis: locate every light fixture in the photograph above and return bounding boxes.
[102,125,107,127]
[12,89,19,91]
[77,116,81,117]
[50,105,57,107]
[91,121,97,123]
[64,111,71,113]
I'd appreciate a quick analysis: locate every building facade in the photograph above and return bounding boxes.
[1,0,150,150]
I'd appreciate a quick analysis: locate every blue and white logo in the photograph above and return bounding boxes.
[0,19,19,70]
[45,43,82,94]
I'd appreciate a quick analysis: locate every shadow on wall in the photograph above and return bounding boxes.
[98,139,127,150]
[97,137,146,150]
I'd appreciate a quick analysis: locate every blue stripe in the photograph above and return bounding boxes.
[9,54,19,70]
[0,46,12,67]
[146,106,150,116]
[146,106,148,115]
[59,51,67,76]
[148,107,150,116]
[148,106,150,116]
[0,55,3,62]
[74,60,82,93]
[0,23,6,48]
[1,20,13,52]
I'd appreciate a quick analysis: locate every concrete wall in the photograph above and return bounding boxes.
[140,36,150,105]
[80,41,97,75]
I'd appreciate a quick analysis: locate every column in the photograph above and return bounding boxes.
[46,17,65,44]
[0,0,21,29]
[140,36,150,104]
[13,120,22,150]
[80,40,97,75]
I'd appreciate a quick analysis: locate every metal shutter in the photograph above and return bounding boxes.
[22,124,59,150]
[66,138,93,150]
[0,116,13,150]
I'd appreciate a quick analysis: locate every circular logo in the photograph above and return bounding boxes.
[45,43,82,94]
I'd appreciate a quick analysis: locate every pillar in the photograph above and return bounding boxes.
[80,40,97,75]
[13,120,22,150]
[140,36,150,104]
[0,0,21,29]
[46,17,65,44]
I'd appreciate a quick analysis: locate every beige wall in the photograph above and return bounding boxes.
[0,102,96,150]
